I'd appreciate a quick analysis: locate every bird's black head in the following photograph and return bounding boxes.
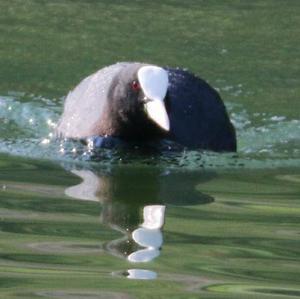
[107,64,170,141]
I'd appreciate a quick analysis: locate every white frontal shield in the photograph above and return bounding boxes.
[137,66,170,131]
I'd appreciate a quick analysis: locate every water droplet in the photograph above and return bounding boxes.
[41,139,50,145]
[270,116,286,122]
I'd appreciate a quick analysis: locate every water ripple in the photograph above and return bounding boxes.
[0,93,299,170]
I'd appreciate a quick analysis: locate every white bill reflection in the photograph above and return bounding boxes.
[126,269,157,280]
[64,169,166,279]
[128,205,165,263]
[63,167,212,280]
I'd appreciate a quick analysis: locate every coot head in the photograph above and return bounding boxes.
[56,63,172,142]
[105,64,170,139]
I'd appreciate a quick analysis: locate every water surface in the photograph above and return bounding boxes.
[0,1,299,298]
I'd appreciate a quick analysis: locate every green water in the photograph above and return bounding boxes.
[0,1,300,298]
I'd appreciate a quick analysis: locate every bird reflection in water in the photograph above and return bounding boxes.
[64,166,214,280]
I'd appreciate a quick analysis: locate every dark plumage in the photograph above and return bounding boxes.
[165,67,236,151]
[57,62,236,152]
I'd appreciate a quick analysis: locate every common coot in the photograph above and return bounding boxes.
[56,62,236,152]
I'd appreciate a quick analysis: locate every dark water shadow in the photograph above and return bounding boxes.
[64,165,215,225]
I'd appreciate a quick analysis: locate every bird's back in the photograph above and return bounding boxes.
[165,68,236,151]
[56,63,129,139]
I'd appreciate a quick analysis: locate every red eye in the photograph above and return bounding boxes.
[131,80,140,91]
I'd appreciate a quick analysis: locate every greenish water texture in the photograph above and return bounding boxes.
[0,1,300,298]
